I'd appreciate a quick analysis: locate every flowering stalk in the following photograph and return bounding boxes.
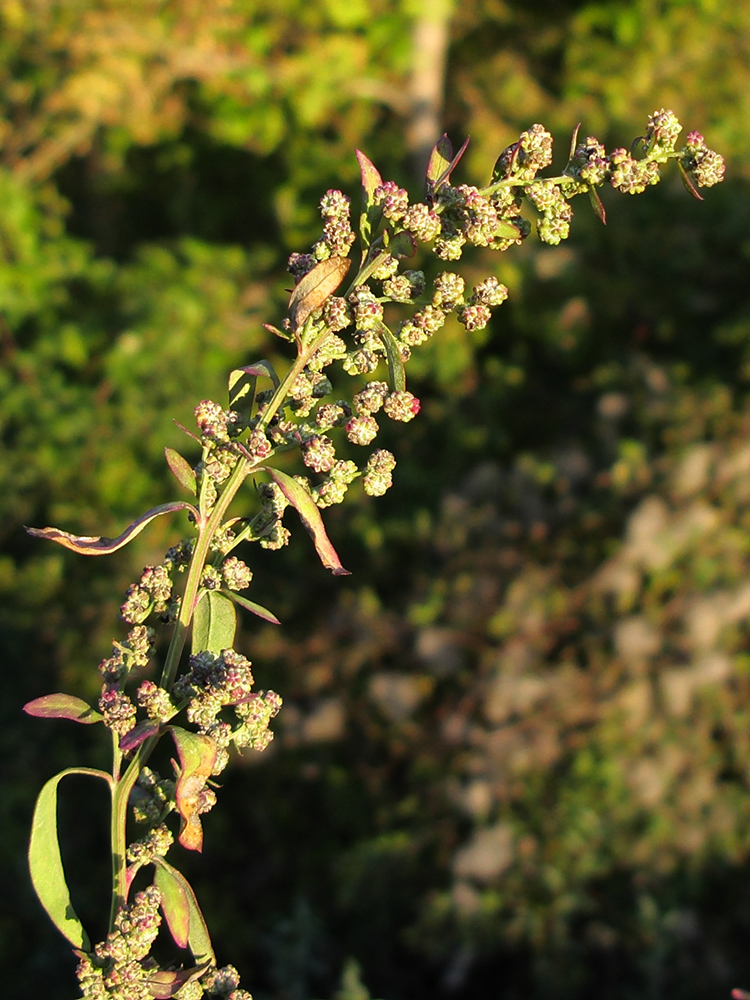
[23,110,724,1000]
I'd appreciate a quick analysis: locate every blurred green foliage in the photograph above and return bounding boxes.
[2,2,750,999]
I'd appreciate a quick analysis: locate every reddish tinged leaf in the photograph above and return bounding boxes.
[355,149,384,251]
[263,322,294,342]
[356,148,383,200]
[29,767,111,950]
[229,360,280,399]
[119,719,161,753]
[426,134,470,198]
[171,727,218,853]
[153,857,215,964]
[26,501,199,555]
[288,256,351,331]
[677,160,704,201]
[24,693,102,725]
[568,122,582,163]
[173,419,200,444]
[165,448,196,495]
[426,133,453,186]
[265,467,350,576]
[588,185,607,225]
[154,860,190,948]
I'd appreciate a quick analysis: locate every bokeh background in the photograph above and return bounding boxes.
[2,1,750,998]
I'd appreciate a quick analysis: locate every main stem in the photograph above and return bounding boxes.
[107,323,333,931]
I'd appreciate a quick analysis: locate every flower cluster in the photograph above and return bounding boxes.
[121,565,173,624]
[315,189,357,259]
[25,108,727,1000]
[241,114,725,536]
[97,626,155,735]
[130,767,175,827]
[174,648,282,773]
[126,824,173,868]
[199,965,253,1000]
[682,130,726,188]
[76,887,163,1000]
[77,906,253,1000]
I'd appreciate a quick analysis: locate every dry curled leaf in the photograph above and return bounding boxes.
[288,256,351,331]
[26,502,199,555]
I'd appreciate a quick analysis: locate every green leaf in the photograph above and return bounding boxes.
[29,767,111,949]
[229,361,281,421]
[24,693,102,724]
[383,230,417,259]
[165,448,197,495]
[494,219,522,240]
[377,322,406,392]
[154,859,190,948]
[355,148,383,202]
[153,857,215,964]
[426,134,470,198]
[224,589,281,625]
[426,133,453,188]
[355,149,383,251]
[191,590,236,656]
[265,467,350,576]
[170,727,218,853]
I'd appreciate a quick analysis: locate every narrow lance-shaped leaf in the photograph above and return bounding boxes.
[568,122,582,164]
[153,859,190,949]
[426,133,453,190]
[191,590,237,656]
[263,321,294,342]
[355,148,383,251]
[677,160,704,201]
[153,857,215,964]
[426,134,470,198]
[224,589,281,626]
[26,501,199,555]
[588,185,607,225]
[288,256,351,332]
[119,719,162,754]
[229,361,281,421]
[29,767,111,949]
[265,467,350,576]
[170,727,218,853]
[24,693,102,725]
[165,448,196,496]
[377,322,406,393]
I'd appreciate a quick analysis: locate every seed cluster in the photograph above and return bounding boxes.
[67,110,724,999]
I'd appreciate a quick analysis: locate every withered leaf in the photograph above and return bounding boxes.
[288,256,351,331]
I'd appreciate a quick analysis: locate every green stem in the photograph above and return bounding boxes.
[479,173,576,199]
[108,322,341,931]
[107,333,329,928]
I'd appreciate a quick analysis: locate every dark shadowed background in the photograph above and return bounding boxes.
[3,2,750,998]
